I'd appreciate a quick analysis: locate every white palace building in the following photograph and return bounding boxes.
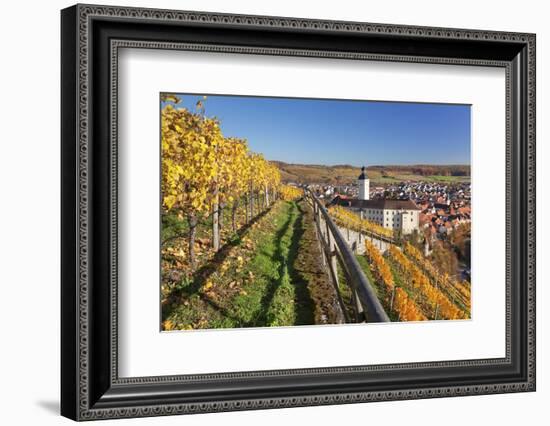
[330,166,420,235]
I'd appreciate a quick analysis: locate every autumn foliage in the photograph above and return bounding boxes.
[403,242,470,312]
[364,240,394,291]
[388,246,466,320]
[364,240,426,322]
[328,205,394,239]
[161,96,282,269]
[393,288,427,322]
[280,185,302,201]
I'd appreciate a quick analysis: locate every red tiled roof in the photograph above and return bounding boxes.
[419,213,432,225]
[331,196,421,211]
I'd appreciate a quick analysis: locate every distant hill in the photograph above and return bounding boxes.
[271,161,470,185]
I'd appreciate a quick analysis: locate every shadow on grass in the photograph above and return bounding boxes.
[248,202,297,326]
[164,200,317,328]
[288,201,315,325]
[162,207,272,320]
[248,199,315,327]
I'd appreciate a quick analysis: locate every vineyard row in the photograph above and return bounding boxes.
[161,97,302,269]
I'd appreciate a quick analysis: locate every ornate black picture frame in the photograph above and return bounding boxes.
[61,4,536,421]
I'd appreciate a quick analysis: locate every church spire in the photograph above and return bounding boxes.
[358,165,367,180]
[358,166,370,200]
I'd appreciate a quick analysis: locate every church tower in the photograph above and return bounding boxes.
[358,166,370,200]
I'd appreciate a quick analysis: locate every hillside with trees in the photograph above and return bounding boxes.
[273,161,470,185]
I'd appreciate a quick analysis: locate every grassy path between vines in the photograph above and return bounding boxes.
[162,199,338,330]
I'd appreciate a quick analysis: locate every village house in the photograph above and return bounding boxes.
[330,167,421,235]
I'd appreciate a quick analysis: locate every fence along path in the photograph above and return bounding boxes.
[304,189,389,323]
[335,224,392,255]
[307,190,471,321]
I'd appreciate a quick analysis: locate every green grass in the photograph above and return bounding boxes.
[335,254,393,322]
[265,264,295,326]
[355,254,399,322]
[371,174,470,184]
[385,255,423,303]
[423,175,470,183]
[355,255,382,299]
[243,201,300,327]
[161,198,249,246]
[163,200,312,330]
[384,255,437,319]
[335,263,354,321]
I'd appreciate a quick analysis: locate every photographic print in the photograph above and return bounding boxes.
[160,93,472,331]
[61,7,536,418]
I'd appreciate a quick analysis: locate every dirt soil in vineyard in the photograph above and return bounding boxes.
[162,199,343,330]
[292,200,344,325]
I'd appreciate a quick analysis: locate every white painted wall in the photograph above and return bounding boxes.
[358,177,370,200]
[0,1,547,425]
[402,210,420,234]
[359,207,420,234]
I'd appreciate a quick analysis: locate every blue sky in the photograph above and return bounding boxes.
[161,93,470,166]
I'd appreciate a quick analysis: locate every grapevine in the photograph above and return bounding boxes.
[403,242,470,311]
[280,185,302,201]
[161,98,283,269]
[387,246,466,320]
[328,205,394,239]
[364,240,426,322]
